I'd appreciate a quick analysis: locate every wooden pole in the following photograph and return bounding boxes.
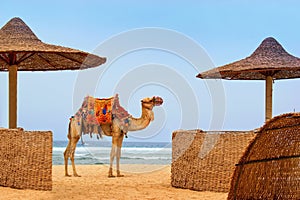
[9,65,17,128]
[265,76,273,121]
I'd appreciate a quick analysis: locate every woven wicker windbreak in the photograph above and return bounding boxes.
[228,113,300,200]
[171,130,255,192]
[0,129,52,191]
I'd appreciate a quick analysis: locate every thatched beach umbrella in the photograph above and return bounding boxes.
[0,17,106,128]
[197,37,300,121]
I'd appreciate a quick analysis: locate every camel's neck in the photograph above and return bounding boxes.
[128,104,154,131]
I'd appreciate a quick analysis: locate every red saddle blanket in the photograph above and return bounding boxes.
[75,94,130,126]
[84,96,114,124]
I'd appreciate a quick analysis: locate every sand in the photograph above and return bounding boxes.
[0,165,228,200]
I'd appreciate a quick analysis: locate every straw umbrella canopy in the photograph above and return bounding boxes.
[197,37,300,121]
[0,17,106,128]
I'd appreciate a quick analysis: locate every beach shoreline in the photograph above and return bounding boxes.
[0,164,228,200]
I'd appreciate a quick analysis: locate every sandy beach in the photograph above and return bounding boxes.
[0,165,227,200]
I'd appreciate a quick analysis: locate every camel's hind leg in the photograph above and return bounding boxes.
[70,135,81,177]
[64,118,81,177]
[64,135,81,177]
[64,141,72,177]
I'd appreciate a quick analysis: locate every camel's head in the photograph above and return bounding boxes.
[141,96,163,108]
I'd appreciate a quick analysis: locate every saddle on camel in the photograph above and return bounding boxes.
[64,94,163,177]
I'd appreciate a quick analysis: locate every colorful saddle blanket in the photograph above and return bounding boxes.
[92,96,113,124]
[75,96,113,125]
[74,94,131,135]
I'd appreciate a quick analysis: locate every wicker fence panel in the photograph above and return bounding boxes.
[228,113,300,200]
[0,129,52,190]
[171,130,255,193]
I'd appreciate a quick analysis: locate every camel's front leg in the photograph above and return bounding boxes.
[109,124,125,178]
[108,144,117,178]
[116,134,125,177]
[116,147,124,177]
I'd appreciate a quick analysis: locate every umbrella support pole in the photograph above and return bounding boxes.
[265,76,273,121]
[9,65,17,129]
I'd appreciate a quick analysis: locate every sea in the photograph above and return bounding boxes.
[53,140,172,165]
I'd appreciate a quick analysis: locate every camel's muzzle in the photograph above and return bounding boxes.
[154,96,163,106]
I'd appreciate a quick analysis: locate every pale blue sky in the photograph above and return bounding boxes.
[1,1,300,142]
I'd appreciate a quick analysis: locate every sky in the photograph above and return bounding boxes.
[1,0,300,142]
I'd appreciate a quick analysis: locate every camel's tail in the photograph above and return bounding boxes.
[67,117,73,140]
[68,116,85,144]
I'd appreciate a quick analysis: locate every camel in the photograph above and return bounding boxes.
[64,95,163,177]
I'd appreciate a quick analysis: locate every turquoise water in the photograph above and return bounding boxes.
[53,141,172,165]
